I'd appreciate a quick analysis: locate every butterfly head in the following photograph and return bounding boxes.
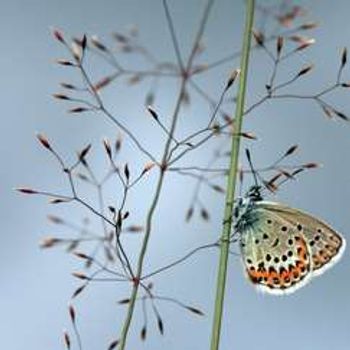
[245,185,263,202]
[233,185,263,231]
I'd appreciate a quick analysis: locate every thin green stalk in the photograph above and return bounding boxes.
[210,1,255,350]
[117,2,215,348]
[117,78,187,350]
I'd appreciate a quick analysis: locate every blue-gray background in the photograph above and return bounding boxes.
[1,1,349,349]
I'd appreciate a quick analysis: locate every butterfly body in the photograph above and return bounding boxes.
[234,186,346,295]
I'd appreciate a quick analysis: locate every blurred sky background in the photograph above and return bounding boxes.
[1,1,350,349]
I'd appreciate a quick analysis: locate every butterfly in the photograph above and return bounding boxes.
[233,183,346,295]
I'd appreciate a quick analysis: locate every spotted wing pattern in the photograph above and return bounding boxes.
[260,201,346,277]
[240,207,312,295]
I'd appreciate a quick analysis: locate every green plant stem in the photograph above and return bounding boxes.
[209,1,255,350]
[117,2,215,348]
[117,75,189,349]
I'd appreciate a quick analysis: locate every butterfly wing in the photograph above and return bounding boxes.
[259,201,346,277]
[240,207,312,295]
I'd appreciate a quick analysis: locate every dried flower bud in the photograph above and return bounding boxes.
[124,164,130,181]
[240,132,257,140]
[56,59,75,66]
[47,215,64,224]
[128,75,142,85]
[71,42,82,62]
[157,315,164,335]
[186,207,194,222]
[185,306,205,316]
[322,106,333,119]
[72,284,86,298]
[60,83,76,90]
[226,69,240,90]
[93,75,114,91]
[108,206,116,214]
[16,187,38,194]
[112,32,129,43]
[296,64,314,77]
[72,272,89,280]
[145,91,155,106]
[252,30,264,46]
[77,173,90,182]
[74,252,92,260]
[302,162,320,169]
[52,28,65,43]
[49,198,71,204]
[78,144,92,163]
[295,38,315,51]
[341,47,347,68]
[36,133,52,150]
[147,105,159,120]
[115,135,122,152]
[118,298,131,304]
[103,139,112,159]
[40,237,62,248]
[288,35,309,43]
[278,6,303,27]
[125,225,143,233]
[140,326,147,341]
[53,93,70,100]
[284,144,298,157]
[334,110,348,121]
[116,211,123,230]
[210,184,225,193]
[277,36,284,57]
[107,339,120,350]
[67,241,80,252]
[68,305,76,323]
[69,107,89,113]
[81,34,87,51]
[222,113,233,125]
[299,22,318,30]
[63,331,71,349]
[91,35,107,51]
[200,208,210,221]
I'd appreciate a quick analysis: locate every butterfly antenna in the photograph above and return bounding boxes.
[245,149,259,188]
